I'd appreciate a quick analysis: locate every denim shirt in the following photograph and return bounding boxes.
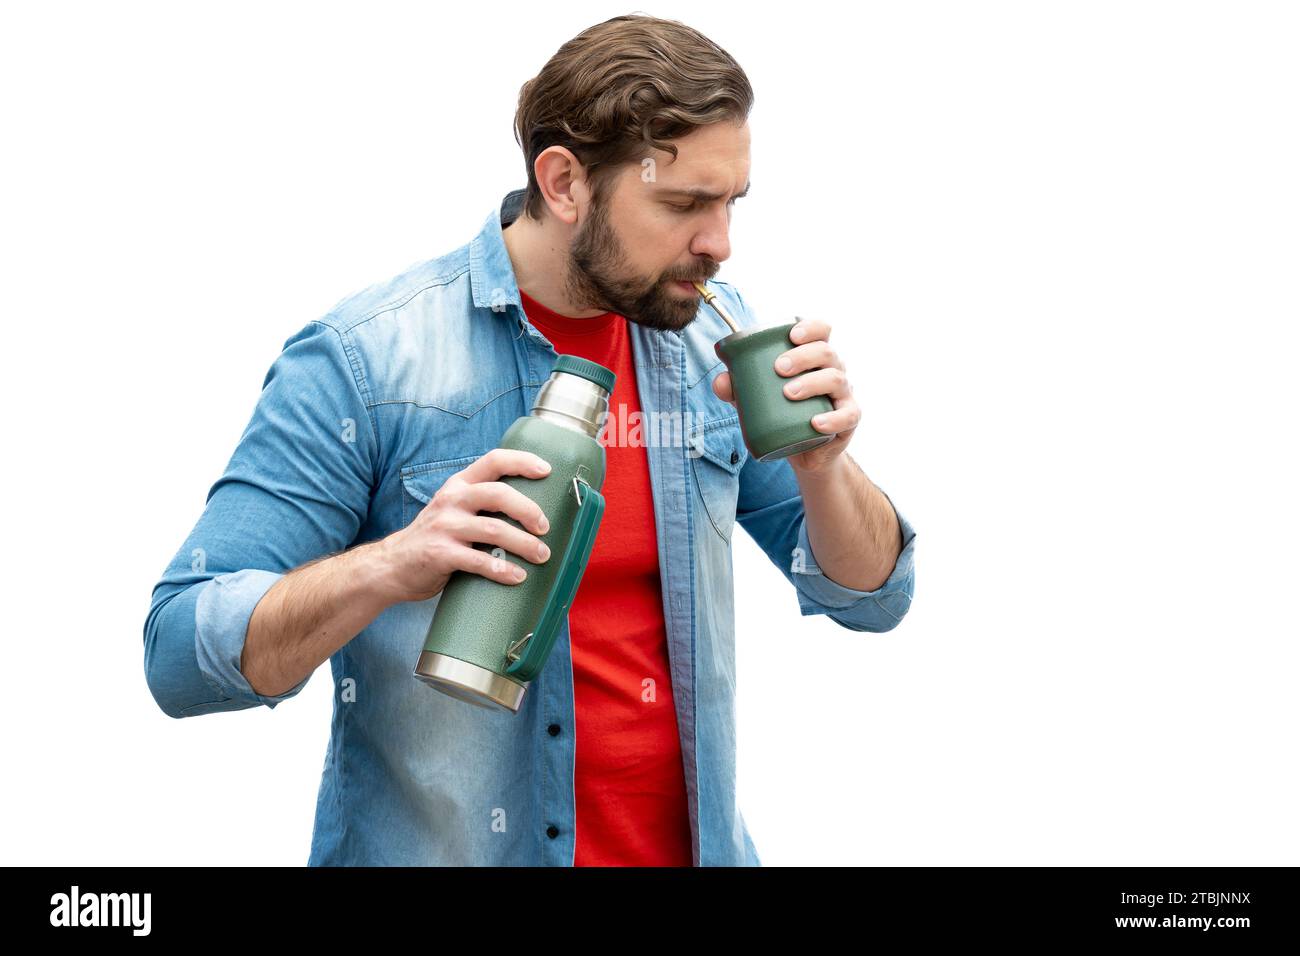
[143,188,917,866]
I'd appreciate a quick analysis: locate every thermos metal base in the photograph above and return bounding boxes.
[756,433,835,462]
[413,651,527,714]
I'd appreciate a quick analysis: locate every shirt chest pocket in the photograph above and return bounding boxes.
[688,417,747,543]
[399,454,485,528]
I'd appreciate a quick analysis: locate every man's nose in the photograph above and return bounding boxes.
[689,207,732,264]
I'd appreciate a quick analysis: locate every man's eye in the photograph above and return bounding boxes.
[668,198,738,213]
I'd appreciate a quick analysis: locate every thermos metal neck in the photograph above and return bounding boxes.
[532,370,610,438]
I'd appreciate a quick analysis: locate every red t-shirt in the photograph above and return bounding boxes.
[518,288,693,867]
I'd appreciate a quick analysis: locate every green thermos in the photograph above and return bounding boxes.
[412,355,614,713]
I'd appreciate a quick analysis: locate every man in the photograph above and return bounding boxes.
[143,14,916,866]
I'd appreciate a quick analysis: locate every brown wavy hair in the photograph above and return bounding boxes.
[512,13,754,222]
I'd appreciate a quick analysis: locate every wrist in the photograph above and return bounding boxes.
[352,534,406,609]
[792,449,852,490]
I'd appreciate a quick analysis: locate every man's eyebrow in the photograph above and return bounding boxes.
[659,181,751,202]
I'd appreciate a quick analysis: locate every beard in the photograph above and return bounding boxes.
[563,193,715,333]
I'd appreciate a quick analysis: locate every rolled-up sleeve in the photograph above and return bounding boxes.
[736,457,917,634]
[790,492,916,632]
[193,569,310,707]
[143,319,377,718]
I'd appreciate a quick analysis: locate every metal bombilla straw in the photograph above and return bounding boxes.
[692,281,739,334]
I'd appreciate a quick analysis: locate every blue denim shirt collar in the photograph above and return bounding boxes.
[468,188,526,313]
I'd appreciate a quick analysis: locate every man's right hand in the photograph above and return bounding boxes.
[373,449,555,604]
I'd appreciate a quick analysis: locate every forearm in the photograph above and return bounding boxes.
[242,539,396,697]
[794,452,902,591]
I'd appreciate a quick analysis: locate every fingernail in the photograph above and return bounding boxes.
[777,357,792,372]
[538,543,551,561]
[539,515,550,533]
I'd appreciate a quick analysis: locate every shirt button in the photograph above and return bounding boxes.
[547,723,561,736]
[546,825,559,839]
[730,450,739,464]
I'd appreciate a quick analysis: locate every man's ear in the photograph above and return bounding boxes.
[534,146,583,226]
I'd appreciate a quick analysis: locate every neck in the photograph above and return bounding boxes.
[502,212,608,319]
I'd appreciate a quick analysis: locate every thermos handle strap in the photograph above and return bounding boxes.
[505,477,605,681]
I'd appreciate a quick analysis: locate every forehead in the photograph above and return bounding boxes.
[624,120,751,196]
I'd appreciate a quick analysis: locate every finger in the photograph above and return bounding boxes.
[462,448,551,484]
[781,367,851,402]
[455,544,529,584]
[457,514,552,566]
[461,481,551,535]
[712,370,735,403]
[789,316,831,345]
[809,397,861,433]
[774,341,843,376]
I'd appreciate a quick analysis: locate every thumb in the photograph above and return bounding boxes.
[712,370,736,405]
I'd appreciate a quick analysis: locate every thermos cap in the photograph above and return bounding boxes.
[552,354,616,395]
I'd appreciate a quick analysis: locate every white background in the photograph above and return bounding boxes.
[1,1,1295,866]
